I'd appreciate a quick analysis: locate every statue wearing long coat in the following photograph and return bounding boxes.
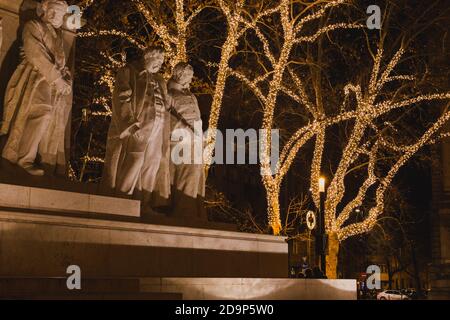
[102,60,171,206]
[0,19,72,174]
[168,80,206,219]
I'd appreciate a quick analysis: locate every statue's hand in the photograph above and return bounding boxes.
[119,122,141,140]
[63,68,72,81]
[54,78,72,96]
[129,123,141,137]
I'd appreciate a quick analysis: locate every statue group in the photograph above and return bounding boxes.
[0,0,206,219]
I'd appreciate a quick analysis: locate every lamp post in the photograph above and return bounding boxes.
[318,177,327,275]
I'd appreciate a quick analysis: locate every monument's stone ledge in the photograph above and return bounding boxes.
[0,208,287,278]
[0,183,140,217]
[141,278,357,300]
[0,209,286,253]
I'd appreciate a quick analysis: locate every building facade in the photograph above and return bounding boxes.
[430,136,450,299]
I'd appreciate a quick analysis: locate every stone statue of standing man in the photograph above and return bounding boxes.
[168,62,206,219]
[102,46,171,208]
[0,0,72,176]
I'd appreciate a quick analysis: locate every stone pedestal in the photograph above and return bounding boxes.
[0,184,358,299]
[0,183,287,279]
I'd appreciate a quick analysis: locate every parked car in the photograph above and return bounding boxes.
[377,290,410,300]
[401,289,417,299]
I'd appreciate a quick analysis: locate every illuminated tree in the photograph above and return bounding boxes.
[233,1,450,278]
[227,0,361,236]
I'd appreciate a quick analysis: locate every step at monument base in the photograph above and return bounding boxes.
[140,278,357,300]
[0,277,181,300]
[0,277,356,300]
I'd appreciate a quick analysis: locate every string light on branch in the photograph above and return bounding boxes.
[78,30,146,49]
[80,155,105,164]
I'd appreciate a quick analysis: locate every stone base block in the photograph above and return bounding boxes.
[140,278,357,300]
[0,210,287,278]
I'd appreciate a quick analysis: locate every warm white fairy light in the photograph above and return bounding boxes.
[311,128,325,207]
[368,48,384,95]
[385,75,415,83]
[429,131,450,144]
[175,0,188,63]
[243,20,276,66]
[203,35,239,171]
[374,93,450,117]
[322,48,404,234]
[100,51,126,68]
[90,97,112,117]
[228,69,267,103]
[132,0,209,67]
[294,0,345,32]
[376,48,405,92]
[337,110,450,240]
[79,0,95,11]
[321,47,450,242]
[98,69,115,93]
[257,0,294,234]
[287,67,315,115]
[335,142,379,229]
[80,155,105,163]
[203,1,291,175]
[91,110,112,117]
[78,30,146,49]
[204,0,253,171]
[93,97,109,105]
[132,0,177,61]
[295,23,363,44]
[68,163,77,180]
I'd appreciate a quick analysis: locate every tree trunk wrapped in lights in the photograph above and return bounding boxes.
[326,232,340,280]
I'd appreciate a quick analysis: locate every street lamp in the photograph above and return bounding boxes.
[317,176,327,275]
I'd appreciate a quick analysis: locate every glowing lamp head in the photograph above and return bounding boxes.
[319,177,326,193]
